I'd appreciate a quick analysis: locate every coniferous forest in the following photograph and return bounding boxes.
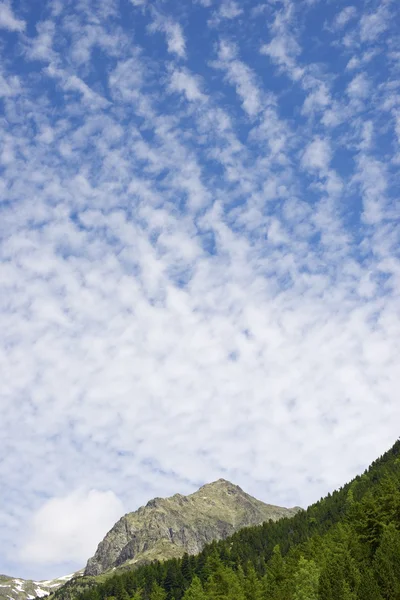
[53,440,400,600]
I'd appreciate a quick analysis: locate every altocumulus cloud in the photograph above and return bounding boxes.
[0,0,399,580]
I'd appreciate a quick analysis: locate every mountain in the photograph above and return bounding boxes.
[55,439,400,600]
[2,479,298,600]
[85,479,300,576]
[0,573,81,600]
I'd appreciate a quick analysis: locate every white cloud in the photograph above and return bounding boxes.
[0,69,21,97]
[19,490,124,566]
[149,14,186,58]
[212,41,264,116]
[260,1,304,82]
[346,49,377,71]
[210,0,243,25]
[169,68,207,102]
[333,6,357,29]
[360,4,390,42]
[0,1,25,32]
[219,1,242,19]
[347,73,370,98]
[302,80,330,115]
[25,20,56,62]
[301,137,331,171]
[346,56,360,71]
[355,155,388,224]
[261,35,304,81]
[45,64,109,109]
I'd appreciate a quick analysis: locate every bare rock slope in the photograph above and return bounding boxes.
[85,479,300,576]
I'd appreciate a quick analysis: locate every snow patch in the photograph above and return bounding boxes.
[12,581,24,592]
[55,574,74,581]
[38,573,74,587]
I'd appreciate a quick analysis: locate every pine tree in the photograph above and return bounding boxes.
[113,577,130,600]
[206,565,245,600]
[263,545,286,598]
[150,584,167,600]
[356,569,383,600]
[181,554,193,586]
[182,577,207,600]
[373,523,400,600]
[243,565,263,600]
[352,492,383,554]
[292,557,319,600]
[164,560,185,600]
[318,557,347,600]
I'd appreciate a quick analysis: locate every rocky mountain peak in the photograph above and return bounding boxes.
[198,478,239,490]
[84,481,300,577]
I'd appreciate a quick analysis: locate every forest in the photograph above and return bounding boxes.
[53,439,400,600]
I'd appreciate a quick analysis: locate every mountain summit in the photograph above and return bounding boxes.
[85,479,299,576]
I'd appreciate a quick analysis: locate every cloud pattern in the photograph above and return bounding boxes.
[0,0,399,580]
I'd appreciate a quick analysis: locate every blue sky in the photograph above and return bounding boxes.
[0,0,399,581]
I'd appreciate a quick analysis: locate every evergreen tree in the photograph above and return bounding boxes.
[373,524,400,600]
[356,569,383,600]
[352,492,383,554]
[181,577,207,600]
[206,565,245,600]
[150,585,167,600]
[293,557,319,600]
[263,545,286,598]
[164,561,185,600]
[181,554,193,586]
[318,557,347,600]
[114,578,130,600]
[242,565,263,600]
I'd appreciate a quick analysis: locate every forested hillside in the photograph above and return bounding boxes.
[53,440,400,600]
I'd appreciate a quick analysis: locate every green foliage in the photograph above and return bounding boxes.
[373,524,400,599]
[356,568,383,600]
[60,439,400,600]
[293,557,319,600]
[242,565,262,600]
[205,565,244,600]
[181,577,206,600]
[150,584,166,600]
[263,545,287,598]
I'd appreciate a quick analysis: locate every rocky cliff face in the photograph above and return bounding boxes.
[85,479,300,576]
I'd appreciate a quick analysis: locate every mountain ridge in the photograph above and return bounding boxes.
[85,478,300,576]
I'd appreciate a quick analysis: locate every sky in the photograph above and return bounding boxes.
[0,0,399,582]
